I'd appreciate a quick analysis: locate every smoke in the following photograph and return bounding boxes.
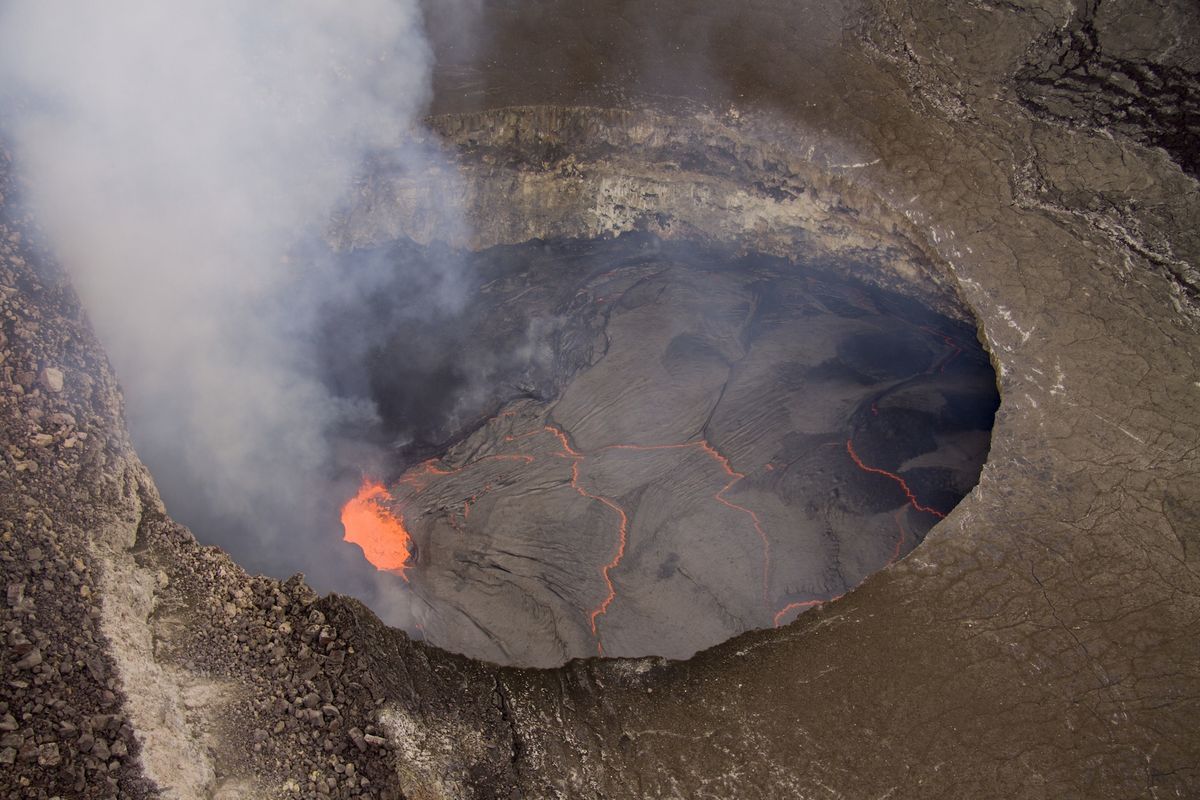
[0,1,468,627]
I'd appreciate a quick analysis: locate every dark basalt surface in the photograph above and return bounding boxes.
[2,1,1198,798]
[336,236,996,665]
[1014,0,1200,181]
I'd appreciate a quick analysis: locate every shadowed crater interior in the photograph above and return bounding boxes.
[323,233,999,666]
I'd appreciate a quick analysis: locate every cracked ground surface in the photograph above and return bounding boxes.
[2,0,1198,798]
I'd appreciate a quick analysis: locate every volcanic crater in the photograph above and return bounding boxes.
[5,1,1198,796]
[327,109,1000,666]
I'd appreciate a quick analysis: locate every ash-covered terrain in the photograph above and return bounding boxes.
[333,236,996,665]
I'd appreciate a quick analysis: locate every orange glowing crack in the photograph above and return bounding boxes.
[770,476,917,629]
[340,480,412,579]
[772,593,844,628]
[397,460,454,490]
[570,461,630,652]
[542,424,628,655]
[845,439,946,519]
[544,423,582,457]
[543,426,776,652]
[580,436,774,611]
[462,482,494,522]
[918,325,963,374]
[400,454,533,490]
[696,441,773,607]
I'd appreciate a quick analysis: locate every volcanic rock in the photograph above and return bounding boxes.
[36,741,61,766]
[14,648,42,670]
[38,367,63,393]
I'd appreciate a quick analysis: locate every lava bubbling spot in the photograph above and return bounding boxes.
[340,480,412,578]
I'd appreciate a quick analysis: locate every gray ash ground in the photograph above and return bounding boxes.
[324,234,999,666]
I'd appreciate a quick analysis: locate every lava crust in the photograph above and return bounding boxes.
[334,237,997,665]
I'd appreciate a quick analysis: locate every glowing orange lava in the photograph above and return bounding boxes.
[772,593,844,628]
[571,461,630,650]
[544,423,582,457]
[341,480,412,578]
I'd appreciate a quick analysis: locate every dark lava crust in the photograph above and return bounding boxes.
[336,235,998,666]
[1015,0,1200,180]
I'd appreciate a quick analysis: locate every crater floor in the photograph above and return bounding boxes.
[341,237,997,665]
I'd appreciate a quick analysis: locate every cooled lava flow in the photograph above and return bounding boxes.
[541,423,639,655]
[773,438,948,629]
[341,429,949,647]
[919,324,964,373]
[343,331,966,652]
[599,440,775,605]
[340,480,413,578]
[320,237,999,664]
[569,462,629,652]
[772,595,844,628]
[770,505,912,628]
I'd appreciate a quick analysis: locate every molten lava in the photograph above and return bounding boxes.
[341,480,412,578]
[571,460,630,650]
[845,439,946,519]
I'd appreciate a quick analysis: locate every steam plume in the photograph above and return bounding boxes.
[0,1,463,626]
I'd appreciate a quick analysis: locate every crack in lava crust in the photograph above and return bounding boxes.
[343,314,970,654]
[845,439,947,520]
[566,459,629,654]
[772,596,843,628]
[555,429,776,653]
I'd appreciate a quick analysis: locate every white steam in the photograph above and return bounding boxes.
[0,1,461,626]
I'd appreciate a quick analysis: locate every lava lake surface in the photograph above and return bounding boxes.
[327,234,999,665]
